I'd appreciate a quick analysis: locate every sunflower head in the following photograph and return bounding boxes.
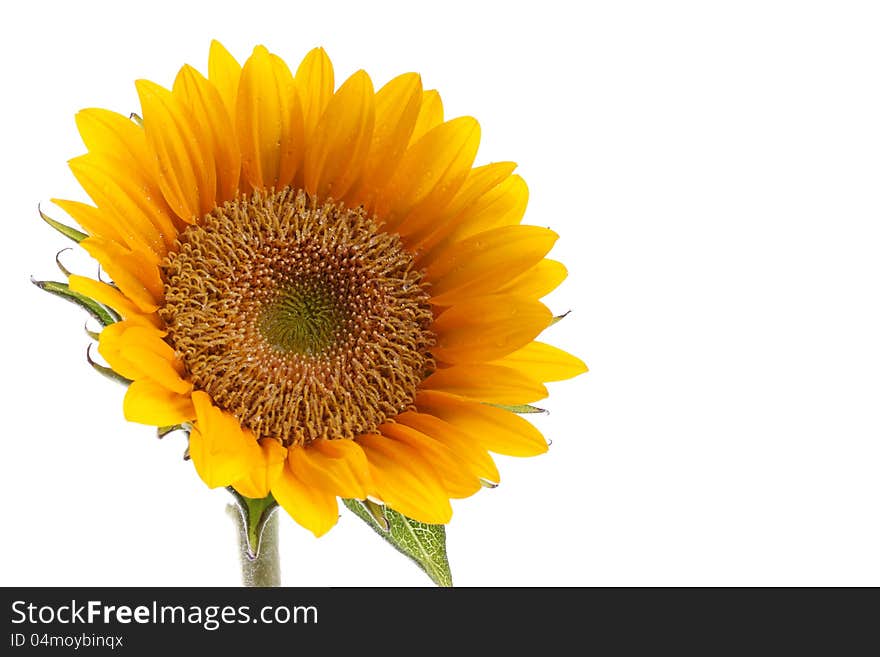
[39,41,586,541]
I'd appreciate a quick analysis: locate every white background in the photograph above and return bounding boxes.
[1,0,878,586]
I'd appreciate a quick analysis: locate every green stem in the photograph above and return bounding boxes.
[228,503,281,587]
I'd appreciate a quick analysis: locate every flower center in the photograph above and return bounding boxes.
[258,280,347,356]
[160,189,435,446]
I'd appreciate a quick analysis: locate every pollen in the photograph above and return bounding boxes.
[160,189,435,446]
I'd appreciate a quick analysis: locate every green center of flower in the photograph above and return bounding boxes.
[160,188,435,446]
[258,281,346,356]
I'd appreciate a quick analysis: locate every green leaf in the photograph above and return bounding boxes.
[226,489,278,560]
[39,205,87,243]
[32,278,119,327]
[343,499,452,587]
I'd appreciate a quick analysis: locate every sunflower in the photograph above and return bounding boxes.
[46,41,586,538]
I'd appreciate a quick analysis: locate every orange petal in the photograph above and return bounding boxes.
[426,225,558,305]
[415,390,549,457]
[233,438,287,499]
[271,460,339,537]
[497,259,568,299]
[294,47,335,141]
[491,341,588,382]
[236,45,303,190]
[409,89,443,145]
[354,72,422,204]
[173,65,241,203]
[420,364,547,404]
[189,391,261,488]
[396,411,500,485]
[357,433,452,524]
[123,380,195,426]
[381,116,480,234]
[380,423,480,498]
[432,295,552,364]
[208,40,242,122]
[136,79,217,220]
[303,69,375,200]
[80,237,162,312]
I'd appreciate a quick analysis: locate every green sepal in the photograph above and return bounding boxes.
[39,205,87,243]
[157,424,189,439]
[343,499,452,587]
[488,403,547,414]
[32,278,119,327]
[86,344,131,386]
[550,310,570,326]
[227,489,278,560]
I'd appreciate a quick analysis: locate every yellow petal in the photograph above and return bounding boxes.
[68,154,167,260]
[233,439,287,499]
[303,70,375,200]
[80,237,162,312]
[426,163,516,246]
[69,274,161,328]
[120,344,189,394]
[381,117,480,234]
[189,391,260,488]
[123,380,195,426]
[208,40,242,122]
[75,108,151,174]
[491,341,588,382]
[294,47,334,141]
[97,322,186,388]
[380,422,480,499]
[409,89,443,145]
[415,390,548,457]
[97,322,149,381]
[355,72,423,203]
[497,259,568,299]
[432,295,552,364]
[426,225,558,306]
[357,433,452,524]
[173,65,241,203]
[74,110,181,246]
[52,199,125,245]
[420,364,547,404]
[137,79,217,220]
[442,174,529,244]
[271,461,339,537]
[396,411,500,485]
[287,439,369,500]
[236,45,303,190]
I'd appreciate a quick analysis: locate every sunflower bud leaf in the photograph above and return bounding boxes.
[39,205,87,243]
[32,278,119,326]
[343,499,452,587]
[86,344,131,386]
[227,489,278,560]
[488,403,547,414]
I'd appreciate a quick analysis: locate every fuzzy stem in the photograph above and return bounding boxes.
[228,504,281,587]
